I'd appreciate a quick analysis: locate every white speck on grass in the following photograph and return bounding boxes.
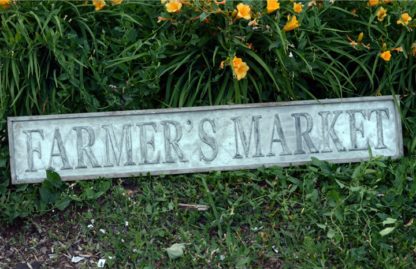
[100,229,106,234]
[125,221,129,227]
[71,256,84,263]
[87,224,94,229]
[251,226,263,232]
[97,259,106,268]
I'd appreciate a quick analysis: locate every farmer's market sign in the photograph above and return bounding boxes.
[8,96,403,184]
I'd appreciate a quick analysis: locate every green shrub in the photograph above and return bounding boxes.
[0,0,160,122]
[155,0,416,105]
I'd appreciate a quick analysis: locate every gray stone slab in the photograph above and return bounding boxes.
[8,96,403,184]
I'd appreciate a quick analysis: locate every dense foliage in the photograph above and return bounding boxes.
[0,0,415,267]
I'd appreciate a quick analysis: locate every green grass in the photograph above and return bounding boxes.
[2,157,416,268]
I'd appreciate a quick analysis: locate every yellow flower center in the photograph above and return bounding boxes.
[166,0,182,13]
[397,12,412,26]
[267,0,280,14]
[293,2,303,14]
[380,51,391,62]
[401,13,412,23]
[232,56,249,80]
[0,0,10,8]
[93,0,106,11]
[236,3,251,20]
[368,0,379,7]
[376,7,387,22]
[283,15,300,32]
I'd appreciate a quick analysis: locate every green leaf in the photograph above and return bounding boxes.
[365,169,377,174]
[379,227,395,237]
[382,218,397,226]
[327,229,336,239]
[199,12,209,22]
[352,166,362,180]
[335,179,345,189]
[39,186,59,204]
[306,189,319,202]
[55,196,71,211]
[317,223,327,230]
[243,49,281,92]
[45,170,63,189]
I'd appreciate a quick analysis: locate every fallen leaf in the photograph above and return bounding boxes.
[166,243,186,259]
[71,256,85,263]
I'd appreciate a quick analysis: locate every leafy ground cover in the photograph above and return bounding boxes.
[1,0,416,268]
[1,158,416,268]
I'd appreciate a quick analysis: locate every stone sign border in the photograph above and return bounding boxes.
[8,95,403,184]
